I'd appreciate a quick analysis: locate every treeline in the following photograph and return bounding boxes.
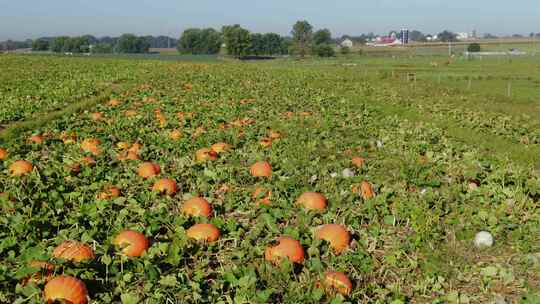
[28,34,178,53]
[178,21,340,58]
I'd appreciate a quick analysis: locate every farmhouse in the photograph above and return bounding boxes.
[340,39,353,48]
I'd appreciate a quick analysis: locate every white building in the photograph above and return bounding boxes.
[340,39,353,48]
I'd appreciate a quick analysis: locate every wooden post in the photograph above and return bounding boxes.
[507,81,512,97]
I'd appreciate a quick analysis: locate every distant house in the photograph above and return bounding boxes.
[366,36,402,47]
[340,39,353,48]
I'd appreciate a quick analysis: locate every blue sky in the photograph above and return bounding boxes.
[1,0,538,40]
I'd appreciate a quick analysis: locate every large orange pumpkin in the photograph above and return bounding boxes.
[265,236,305,264]
[113,230,149,257]
[186,223,220,242]
[182,197,213,217]
[296,192,327,210]
[137,162,161,178]
[250,161,272,178]
[351,157,365,168]
[28,135,44,144]
[323,272,353,295]
[53,241,95,262]
[151,178,177,195]
[360,181,375,199]
[8,160,33,176]
[44,276,88,304]
[315,224,351,254]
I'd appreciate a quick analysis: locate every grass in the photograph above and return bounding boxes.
[0,53,538,303]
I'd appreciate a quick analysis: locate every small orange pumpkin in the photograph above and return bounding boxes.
[250,161,272,178]
[8,160,33,176]
[80,138,102,155]
[44,276,88,304]
[151,178,177,195]
[170,129,183,140]
[296,192,327,210]
[182,197,212,217]
[113,230,149,257]
[186,223,220,242]
[28,135,44,144]
[269,130,282,139]
[323,271,353,295]
[0,148,8,160]
[53,241,95,262]
[252,187,272,206]
[195,148,218,163]
[351,157,365,168]
[360,181,375,199]
[90,112,103,121]
[22,261,55,285]
[210,142,231,154]
[265,236,305,264]
[108,99,121,106]
[137,162,161,179]
[315,224,351,254]
[259,138,273,148]
[96,186,121,200]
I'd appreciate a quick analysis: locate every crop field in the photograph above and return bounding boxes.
[0,54,539,303]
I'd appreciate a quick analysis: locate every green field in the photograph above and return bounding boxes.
[0,53,539,303]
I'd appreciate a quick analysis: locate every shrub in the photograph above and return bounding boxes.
[314,44,335,57]
[467,43,481,53]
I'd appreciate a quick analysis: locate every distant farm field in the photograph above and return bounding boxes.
[0,54,539,303]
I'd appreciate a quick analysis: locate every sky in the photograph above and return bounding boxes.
[1,0,539,40]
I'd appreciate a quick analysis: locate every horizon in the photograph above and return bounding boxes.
[1,0,539,41]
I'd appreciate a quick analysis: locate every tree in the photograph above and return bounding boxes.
[437,30,458,42]
[198,28,222,54]
[178,28,221,54]
[467,43,481,52]
[340,46,350,55]
[116,34,150,53]
[32,39,49,51]
[51,36,69,53]
[410,30,426,42]
[483,33,498,39]
[313,44,335,57]
[92,43,113,54]
[263,33,284,55]
[291,20,313,58]
[222,25,252,57]
[313,29,332,45]
[250,33,265,55]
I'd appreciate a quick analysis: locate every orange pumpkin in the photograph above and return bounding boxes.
[170,129,183,140]
[182,197,213,217]
[28,135,44,144]
[81,156,96,167]
[269,130,282,139]
[265,236,305,264]
[360,181,375,199]
[90,112,103,121]
[96,186,121,200]
[351,157,365,168]
[80,138,102,155]
[315,224,351,254]
[296,192,327,210]
[53,241,95,262]
[22,261,55,285]
[186,223,220,242]
[210,142,231,154]
[151,178,177,195]
[44,276,88,304]
[137,162,161,179]
[323,271,353,295]
[259,138,273,148]
[8,160,33,176]
[252,187,272,206]
[195,148,218,163]
[250,161,272,178]
[108,99,121,106]
[0,148,8,160]
[113,230,149,257]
